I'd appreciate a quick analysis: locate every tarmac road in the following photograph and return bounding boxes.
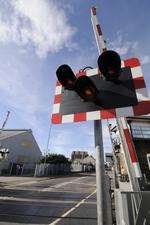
[0,174,97,225]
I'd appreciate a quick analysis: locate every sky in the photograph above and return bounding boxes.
[0,0,150,158]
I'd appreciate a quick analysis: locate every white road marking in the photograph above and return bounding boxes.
[0,196,96,205]
[5,180,39,187]
[55,177,87,188]
[3,178,49,188]
[74,182,96,187]
[48,189,96,225]
[42,176,87,191]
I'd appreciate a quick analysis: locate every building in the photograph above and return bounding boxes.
[71,151,88,162]
[0,129,42,175]
[127,116,150,185]
[82,155,95,172]
[71,151,95,172]
[82,155,95,166]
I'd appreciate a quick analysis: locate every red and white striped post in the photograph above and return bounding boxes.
[119,117,142,178]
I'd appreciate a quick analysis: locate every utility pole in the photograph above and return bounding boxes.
[44,123,52,164]
[0,111,10,145]
[1,111,10,130]
[91,7,109,225]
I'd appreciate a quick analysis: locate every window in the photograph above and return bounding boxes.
[131,123,150,139]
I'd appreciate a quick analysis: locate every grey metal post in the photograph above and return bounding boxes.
[91,7,110,225]
[94,120,107,225]
[44,123,52,164]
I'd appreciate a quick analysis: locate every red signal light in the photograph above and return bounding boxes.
[75,76,99,102]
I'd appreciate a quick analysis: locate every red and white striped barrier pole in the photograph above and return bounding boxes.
[119,117,142,178]
[91,5,142,196]
[91,6,142,180]
[91,6,107,54]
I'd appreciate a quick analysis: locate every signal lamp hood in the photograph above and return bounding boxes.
[97,50,121,82]
[74,76,99,102]
[56,64,77,90]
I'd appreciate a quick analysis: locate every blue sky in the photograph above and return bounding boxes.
[0,0,150,158]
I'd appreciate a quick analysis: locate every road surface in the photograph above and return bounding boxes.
[0,174,96,225]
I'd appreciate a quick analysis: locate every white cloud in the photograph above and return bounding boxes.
[108,31,138,57]
[49,123,95,157]
[50,129,77,157]
[141,55,150,65]
[0,0,76,58]
[0,57,49,136]
[0,65,43,112]
[49,121,112,157]
[108,31,150,68]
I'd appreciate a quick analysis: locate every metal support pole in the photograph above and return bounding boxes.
[94,120,107,225]
[91,7,110,225]
[44,123,52,164]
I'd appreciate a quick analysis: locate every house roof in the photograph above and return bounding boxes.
[82,155,95,165]
[0,129,32,140]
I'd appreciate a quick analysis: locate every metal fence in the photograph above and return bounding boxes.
[115,190,150,225]
[0,161,36,176]
[71,164,83,172]
[34,163,71,177]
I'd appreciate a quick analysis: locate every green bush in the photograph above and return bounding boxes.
[39,154,71,165]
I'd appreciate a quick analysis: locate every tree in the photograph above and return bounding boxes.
[40,154,71,164]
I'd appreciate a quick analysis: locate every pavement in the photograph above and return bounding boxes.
[0,173,97,225]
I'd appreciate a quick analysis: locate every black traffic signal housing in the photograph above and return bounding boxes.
[56,64,77,90]
[56,64,99,103]
[98,50,121,82]
[56,51,138,115]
